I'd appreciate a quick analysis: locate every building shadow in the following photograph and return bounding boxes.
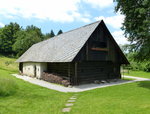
[138,81,150,90]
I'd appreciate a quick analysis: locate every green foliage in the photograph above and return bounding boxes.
[43,29,55,39]
[13,25,43,56]
[0,22,21,55]
[125,52,150,72]
[44,33,51,39]
[57,29,63,35]
[0,77,18,96]
[0,22,63,57]
[50,30,55,37]
[115,0,150,61]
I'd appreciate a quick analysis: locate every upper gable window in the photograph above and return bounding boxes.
[91,27,107,48]
[92,41,107,48]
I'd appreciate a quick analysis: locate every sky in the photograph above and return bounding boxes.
[0,0,129,45]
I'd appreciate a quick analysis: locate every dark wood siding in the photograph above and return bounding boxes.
[47,62,75,83]
[73,46,86,61]
[47,63,68,76]
[77,61,120,84]
[45,22,125,85]
[73,23,124,64]
[88,24,108,61]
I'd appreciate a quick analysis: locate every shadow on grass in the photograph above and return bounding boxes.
[138,81,150,90]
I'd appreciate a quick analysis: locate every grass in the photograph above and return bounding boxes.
[0,55,18,72]
[123,70,150,79]
[0,69,72,114]
[0,56,150,114]
[0,56,73,114]
[0,76,18,96]
[70,81,150,114]
[121,77,135,81]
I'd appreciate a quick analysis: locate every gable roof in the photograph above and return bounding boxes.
[100,22,129,64]
[16,21,101,62]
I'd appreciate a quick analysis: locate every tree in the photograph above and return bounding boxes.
[44,30,55,39]
[50,30,55,37]
[26,25,43,38]
[44,33,51,39]
[114,0,150,61]
[13,25,43,56]
[0,22,21,55]
[57,29,63,35]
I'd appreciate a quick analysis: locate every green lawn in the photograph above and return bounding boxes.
[70,81,150,114]
[0,55,18,72]
[0,56,150,114]
[0,69,72,114]
[123,70,150,79]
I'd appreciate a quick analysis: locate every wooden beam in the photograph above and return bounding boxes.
[68,63,71,82]
[91,48,108,51]
[74,62,78,85]
[86,42,89,60]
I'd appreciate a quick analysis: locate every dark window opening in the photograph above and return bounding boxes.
[81,69,84,73]
[92,41,107,48]
[100,68,104,72]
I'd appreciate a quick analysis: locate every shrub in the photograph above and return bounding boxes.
[125,61,150,72]
[0,77,18,96]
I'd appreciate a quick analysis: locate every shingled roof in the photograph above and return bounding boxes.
[16,21,101,62]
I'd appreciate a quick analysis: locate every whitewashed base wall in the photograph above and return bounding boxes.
[23,62,47,79]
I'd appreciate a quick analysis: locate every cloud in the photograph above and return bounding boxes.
[0,22,4,27]
[112,30,129,45]
[95,14,125,29]
[83,0,113,8]
[0,0,90,23]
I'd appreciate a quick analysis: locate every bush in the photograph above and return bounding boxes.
[125,61,150,72]
[0,77,18,96]
[143,62,150,72]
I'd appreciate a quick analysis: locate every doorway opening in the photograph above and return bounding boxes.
[34,65,37,77]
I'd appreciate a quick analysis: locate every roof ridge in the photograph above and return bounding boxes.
[34,20,102,46]
[54,20,102,38]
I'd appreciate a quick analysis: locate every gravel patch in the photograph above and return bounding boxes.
[12,74,150,93]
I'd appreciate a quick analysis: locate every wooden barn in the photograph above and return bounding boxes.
[16,20,129,85]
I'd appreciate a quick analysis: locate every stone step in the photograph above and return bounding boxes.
[67,100,76,102]
[62,107,71,112]
[65,103,74,106]
[70,97,77,100]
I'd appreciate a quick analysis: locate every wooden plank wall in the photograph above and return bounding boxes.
[47,63,68,76]
[47,62,75,82]
[77,61,120,84]
[87,24,108,61]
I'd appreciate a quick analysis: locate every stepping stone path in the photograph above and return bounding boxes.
[65,103,74,106]
[62,108,71,112]
[62,94,78,113]
[67,100,76,102]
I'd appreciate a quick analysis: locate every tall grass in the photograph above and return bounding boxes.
[0,55,18,72]
[0,77,18,96]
